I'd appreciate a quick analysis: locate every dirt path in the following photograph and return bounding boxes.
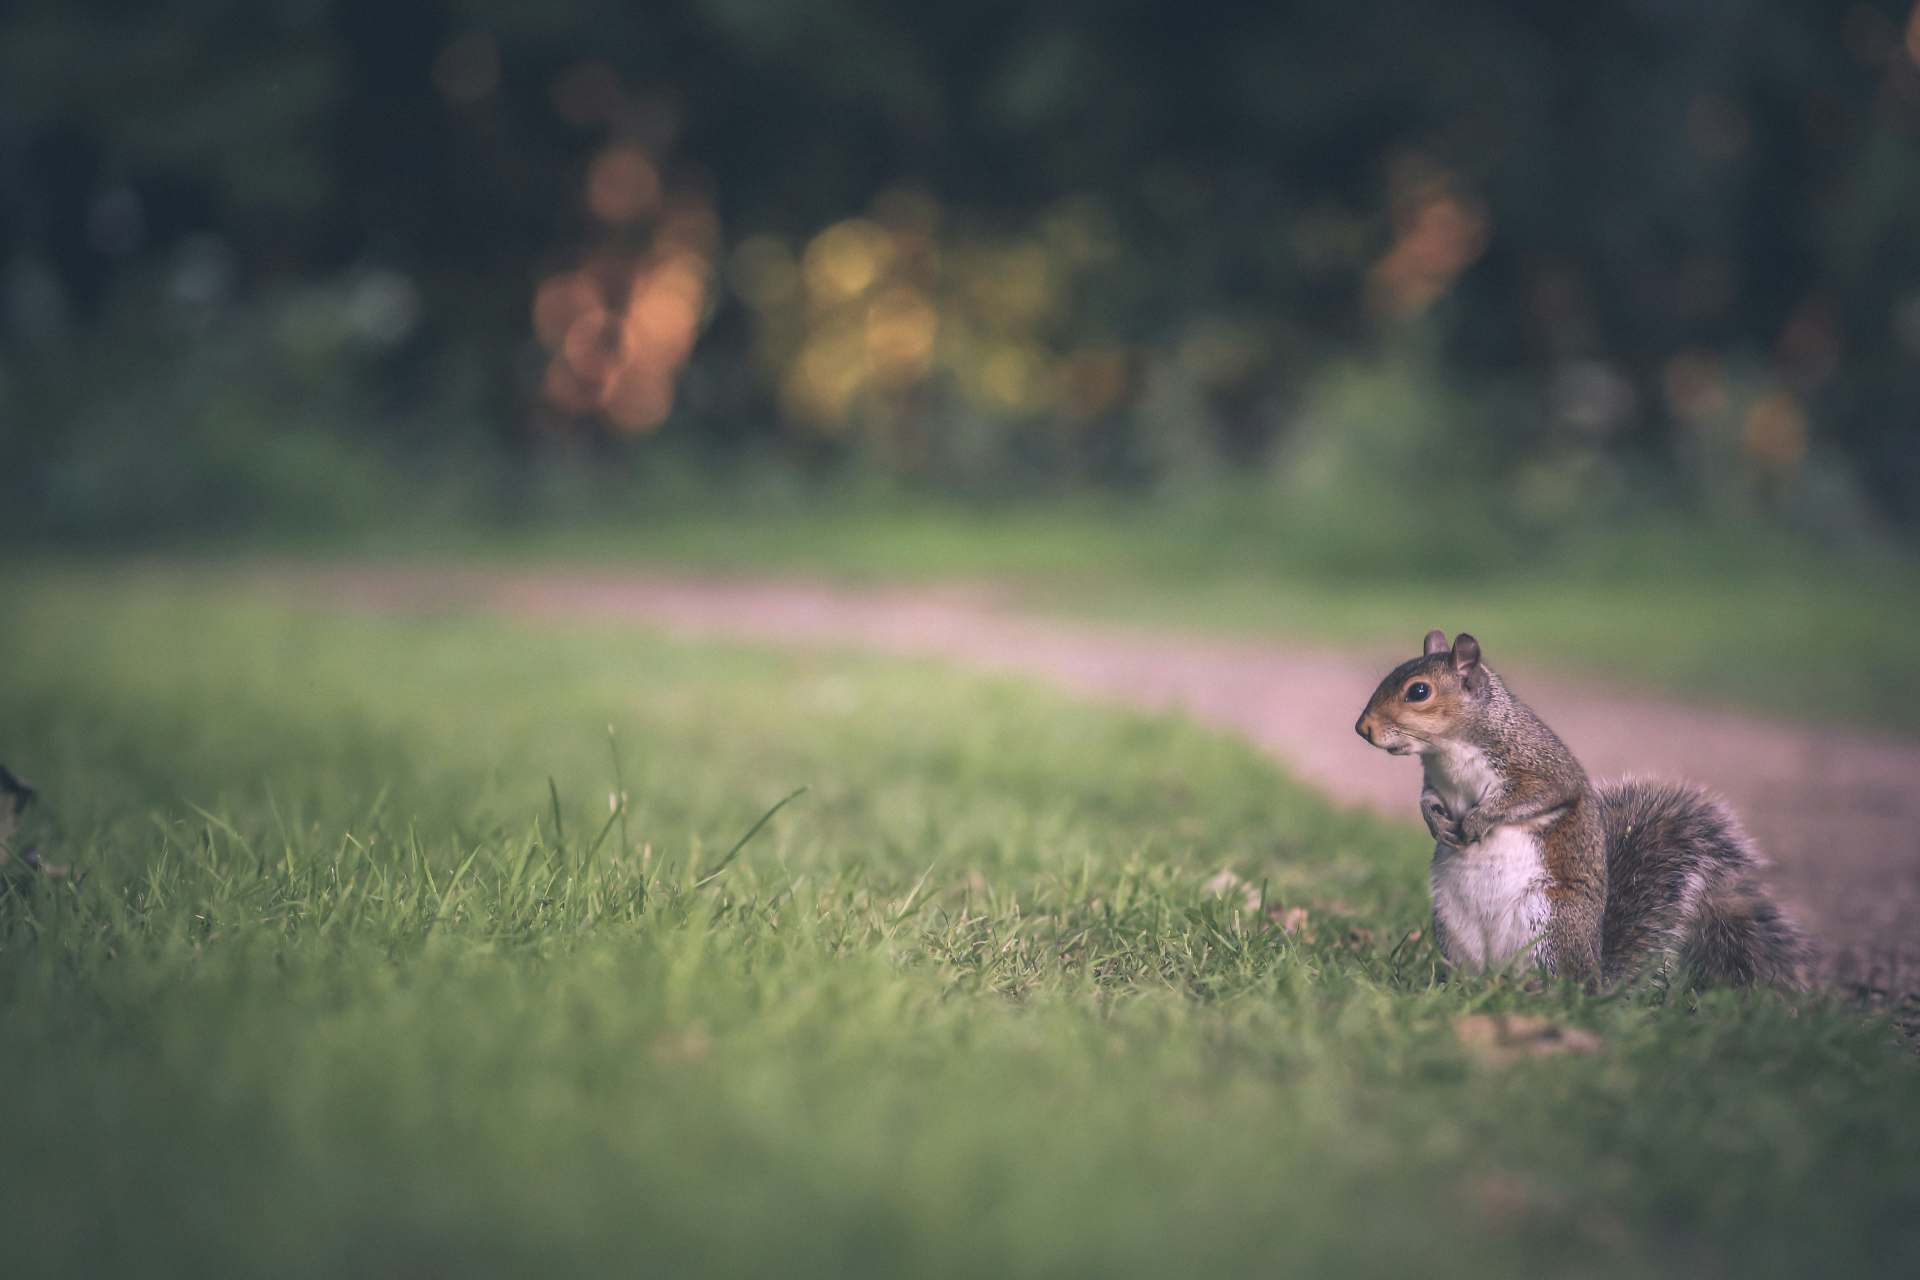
[300,566,1919,1003]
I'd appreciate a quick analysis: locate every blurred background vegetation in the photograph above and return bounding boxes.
[4,1,1919,556]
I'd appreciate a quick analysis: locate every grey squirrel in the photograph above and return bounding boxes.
[1354,629,1808,987]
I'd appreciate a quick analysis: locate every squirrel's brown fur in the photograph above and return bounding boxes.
[1356,630,1809,988]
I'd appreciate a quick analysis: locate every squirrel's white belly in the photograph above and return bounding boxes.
[1431,826,1551,974]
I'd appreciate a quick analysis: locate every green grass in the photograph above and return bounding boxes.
[3,573,1916,1278]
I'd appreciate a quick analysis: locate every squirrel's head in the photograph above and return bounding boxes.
[1354,629,1489,756]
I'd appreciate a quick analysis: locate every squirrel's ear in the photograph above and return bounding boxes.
[1451,633,1482,683]
[1423,629,1449,656]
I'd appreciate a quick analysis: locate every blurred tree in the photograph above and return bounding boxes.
[2,0,1916,532]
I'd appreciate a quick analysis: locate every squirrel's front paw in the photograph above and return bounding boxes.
[1421,793,1467,848]
[1458,810,1494,845]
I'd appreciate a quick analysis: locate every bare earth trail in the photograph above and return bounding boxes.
[298,566,1919,1004]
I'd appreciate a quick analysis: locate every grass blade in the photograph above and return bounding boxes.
[695,786,807,889]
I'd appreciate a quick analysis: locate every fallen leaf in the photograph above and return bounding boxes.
[1203,870,1262,913]
[1269,905,1311,934]
[1454,1013,1602,1065]
[1202,869,1242,896]
[19,848,75,879]
[1471,1171,1549,1226]
[652,1027,712,1066]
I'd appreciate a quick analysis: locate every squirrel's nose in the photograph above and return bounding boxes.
[1356,716,1375,744]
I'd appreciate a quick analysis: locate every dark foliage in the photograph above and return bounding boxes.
[2,1,1918,532]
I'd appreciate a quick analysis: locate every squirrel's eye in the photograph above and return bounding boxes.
[1405,681,1432,703]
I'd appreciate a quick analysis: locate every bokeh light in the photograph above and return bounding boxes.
[586,147,661,224]
[730,187,1148,448]
[1367,157,1489,320]
[532,142,714,434]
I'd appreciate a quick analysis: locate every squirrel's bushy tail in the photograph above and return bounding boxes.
[1686,873,1810,988]
[1598,779,1811,989]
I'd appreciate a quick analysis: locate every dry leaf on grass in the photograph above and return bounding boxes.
[1471,1171,1554,1227]
[1268,904,1311,934]
[1200,873,1341,942]
[652,1027,712,1066]
[1454,1013,1602,1065]
[1,848,75,878]
[1203,869,1262,913]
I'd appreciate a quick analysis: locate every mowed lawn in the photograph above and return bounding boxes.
[2,572,1916,1278]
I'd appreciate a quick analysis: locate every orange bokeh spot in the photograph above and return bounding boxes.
[659,197,721,257]
[1744,392,1809,470]
[534,273,603,350]
[531,135,721,436]
[641,253,708,314]
[621,251,707,364]
[602,362,674,433]
[587,147,661,224]
[1369,192,1489,318]
[1663,351,1730,421]
[627,290,698,359]
[864,285,938,379]
[560,306,619,382]
[543,358,602,415]
[1367,159,1490,320]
